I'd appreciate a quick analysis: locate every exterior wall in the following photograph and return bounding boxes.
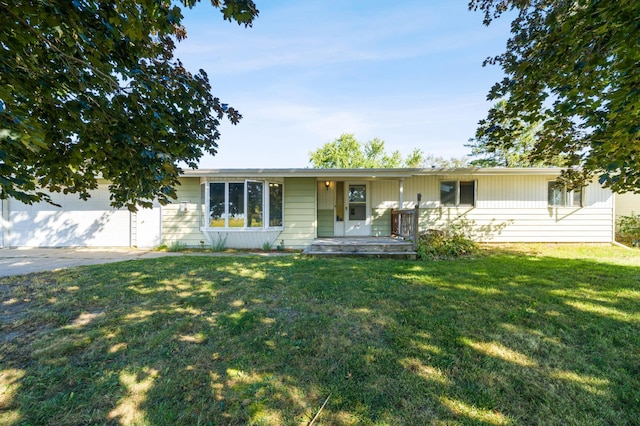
[317,181,334,237]
[370,180,399,236]
[161,177,203,247]
[616,192,640,217]
[277,177,316,250]
[405,174,614,243]
[5,181,132,247]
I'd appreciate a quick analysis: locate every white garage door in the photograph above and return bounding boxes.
[9,185,132,247]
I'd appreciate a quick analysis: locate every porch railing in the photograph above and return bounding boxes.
[391,204,420,250]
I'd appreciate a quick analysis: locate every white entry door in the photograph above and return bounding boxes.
[136,206,162,247]
[345,182,371,236]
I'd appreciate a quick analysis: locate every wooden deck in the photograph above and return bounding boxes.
[303,237,417,259]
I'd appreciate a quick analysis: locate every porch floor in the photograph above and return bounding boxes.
[303,237,417,259]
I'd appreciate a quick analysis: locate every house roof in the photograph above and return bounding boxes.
[182,167,567,179]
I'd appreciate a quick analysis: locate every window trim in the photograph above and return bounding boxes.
[548,181,583,208]
[203,180,284,230]
[439,180,476,207]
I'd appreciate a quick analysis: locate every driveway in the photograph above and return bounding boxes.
[0,248,179,277]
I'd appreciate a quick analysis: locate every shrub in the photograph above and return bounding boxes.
[417,228,477,260]
[167,240,187,252]
[211,234,228,252]
[262,241,272,252]
[616,214,640,247]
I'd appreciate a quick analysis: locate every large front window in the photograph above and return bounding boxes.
[207,181,283,229]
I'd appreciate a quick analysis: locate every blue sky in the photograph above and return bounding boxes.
[174,1,512,168]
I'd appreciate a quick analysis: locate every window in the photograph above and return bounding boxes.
[207,181,283,229]
[269,183,283,227]
[548,182,582,207]
[440,180,476,207]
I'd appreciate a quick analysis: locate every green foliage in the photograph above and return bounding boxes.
[309,133,417,168]
[469,0,639,191]
[261,241,272,252]
[211,234,228,252]
[420,153,470,169]
[167,240,187,252]
[616,214,640,247]
[0,0,258,210]
[417,228,478,260]
[466,100,566,167]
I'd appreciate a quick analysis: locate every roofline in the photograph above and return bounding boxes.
[181,167,568,179]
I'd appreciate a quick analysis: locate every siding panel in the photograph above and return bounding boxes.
[277,177,316,249]
[161,177,204,246]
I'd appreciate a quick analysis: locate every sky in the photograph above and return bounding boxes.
[174,0,513,169]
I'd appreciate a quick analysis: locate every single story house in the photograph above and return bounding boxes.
[1,167,638,249]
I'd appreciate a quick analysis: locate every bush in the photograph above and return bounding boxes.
[211,234,228,252]
[616,214,640,247]
[417,228,477,260]
[167,240,187,252]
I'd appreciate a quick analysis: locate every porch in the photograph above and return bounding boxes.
[303,237,417,259]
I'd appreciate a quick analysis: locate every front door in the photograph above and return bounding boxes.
[345,182,371,236]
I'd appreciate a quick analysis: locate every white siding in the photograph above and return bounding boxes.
[403,174,614,243]
[371,180,400,209]
[616,192,640,217]
[203,230,282,249]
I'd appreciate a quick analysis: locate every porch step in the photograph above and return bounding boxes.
[303,237,417,259]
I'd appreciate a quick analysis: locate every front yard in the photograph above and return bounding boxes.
[1,245,639,425]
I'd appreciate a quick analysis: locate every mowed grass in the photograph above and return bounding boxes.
[1,245,640,425]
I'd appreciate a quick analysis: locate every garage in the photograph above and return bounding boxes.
[5,184,133,247]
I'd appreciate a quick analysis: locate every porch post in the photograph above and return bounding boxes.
[413,193,421,251]
[399,179,404,208]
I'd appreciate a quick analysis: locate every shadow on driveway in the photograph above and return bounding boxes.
[0,248,180,277]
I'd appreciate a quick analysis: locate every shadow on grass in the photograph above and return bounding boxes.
[1,249,639,424]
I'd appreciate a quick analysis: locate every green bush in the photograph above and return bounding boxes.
[616,214,640,247]
[417,228,477,260]
[167,240,187,252]
[211,234,228,252]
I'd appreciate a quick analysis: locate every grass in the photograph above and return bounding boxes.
[1,244,639,425]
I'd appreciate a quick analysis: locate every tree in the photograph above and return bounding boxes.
[309,133,425,168]
[469,0,640,191]
[1,0,259,210]
[465,100,565,167]
[421,154,470,169]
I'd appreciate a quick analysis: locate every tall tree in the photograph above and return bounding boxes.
[309,134,420,169]
[465,100,565,167]
[1,0,259,209]
[469,0,639,191]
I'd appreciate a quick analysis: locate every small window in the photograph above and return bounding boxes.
[548,182,582,207]
[440,180,475,207]
[459,181,475,206]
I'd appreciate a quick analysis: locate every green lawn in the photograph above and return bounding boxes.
[1,245,639,425]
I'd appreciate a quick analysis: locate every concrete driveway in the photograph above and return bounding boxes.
[0,248,179,277]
